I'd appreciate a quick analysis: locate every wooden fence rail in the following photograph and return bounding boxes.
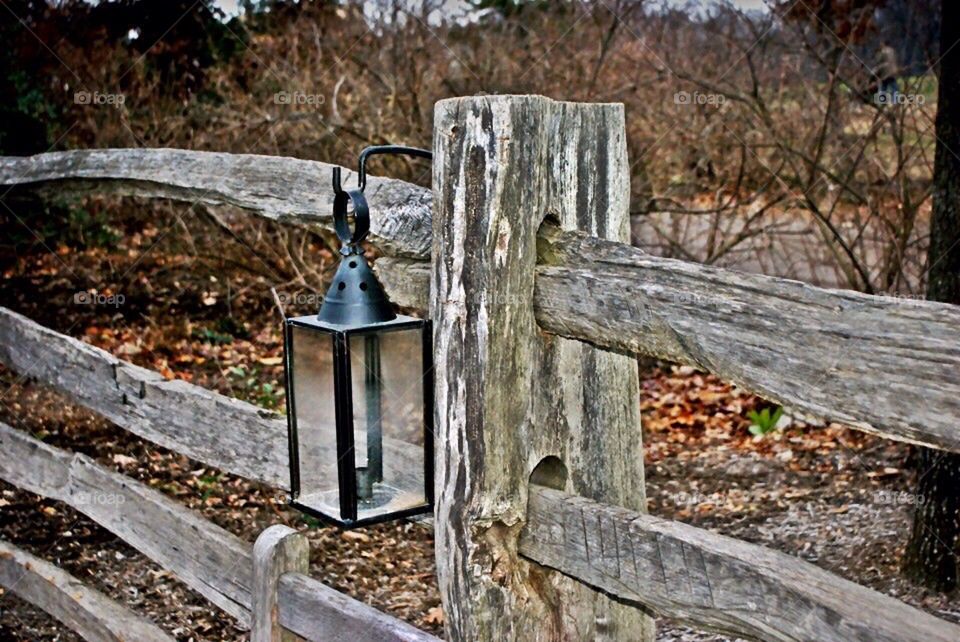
[2,305,960,641]
[0,539,174,642]
[2,149,958,454]
[521,485,960,642]
[0,306,421,492]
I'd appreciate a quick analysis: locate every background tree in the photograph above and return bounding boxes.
[902,0,960,592]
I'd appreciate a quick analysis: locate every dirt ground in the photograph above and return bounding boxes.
[1,220,958,641]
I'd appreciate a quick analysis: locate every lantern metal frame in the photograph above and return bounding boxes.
[283,144,434,529]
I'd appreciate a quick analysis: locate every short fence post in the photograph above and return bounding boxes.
[252,525,309,642]
[431,95,654,640]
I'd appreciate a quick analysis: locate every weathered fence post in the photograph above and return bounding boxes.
[253,525,310,642]
[431,95,653,641]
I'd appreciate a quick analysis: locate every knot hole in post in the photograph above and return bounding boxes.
[530,455,567,491]
[536,212,564,265]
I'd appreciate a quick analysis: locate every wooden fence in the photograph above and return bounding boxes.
[0,94,958,641]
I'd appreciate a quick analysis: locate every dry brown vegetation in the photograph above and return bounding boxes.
[12,0,938,295]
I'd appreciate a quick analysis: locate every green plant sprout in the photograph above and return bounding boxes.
[747,406,784,436]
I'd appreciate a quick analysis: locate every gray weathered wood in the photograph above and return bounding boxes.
[0,539,174,642]
[379,228,960,454]
[277,573,439,642]
[0,148,432,258]
[253,525,309,642]
[533,226,960,452]
[0,422,439,642]
[0,306,422,491]
[520,485,960,642]
[431,95,652,641]
[4,410,958,642]
[3,148,959,453]
[2,136,959,640]
[0,420,253,623]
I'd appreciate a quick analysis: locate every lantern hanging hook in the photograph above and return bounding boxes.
[331,145,432,254]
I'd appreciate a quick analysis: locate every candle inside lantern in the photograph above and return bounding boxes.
[364,334,383,488]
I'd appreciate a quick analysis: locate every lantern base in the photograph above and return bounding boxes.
[292,484,432,528]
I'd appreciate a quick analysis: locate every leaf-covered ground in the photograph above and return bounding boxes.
[1,219,958,641]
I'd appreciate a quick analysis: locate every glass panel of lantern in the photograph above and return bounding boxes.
[348,326,432,522]
[285,314,433,527]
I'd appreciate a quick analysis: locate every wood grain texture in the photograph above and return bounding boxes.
[253,526,309,642]
[431,95,651,641]
[520,485,960,642]
[0,420,252,623]
[276,573,440,642]
[0,539,174,642]
[0,148,432,258]
[0,422,439,642]
[0,306,422,491]
[3,148,958,452]
[378,229,960,454]
[1,137,958,640]
[534,226,960,452]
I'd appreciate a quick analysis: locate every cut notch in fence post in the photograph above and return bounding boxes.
[253,524,310,642]
[431,95,654,641]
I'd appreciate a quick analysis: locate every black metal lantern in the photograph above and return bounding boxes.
[284,146,433,527]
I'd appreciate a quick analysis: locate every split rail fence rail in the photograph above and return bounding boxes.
[0,95,959,642]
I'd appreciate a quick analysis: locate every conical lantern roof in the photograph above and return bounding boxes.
[317,254,396,326]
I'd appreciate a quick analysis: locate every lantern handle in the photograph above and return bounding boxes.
[331,145,432,196]
[330,144,432,253]
[331,187,369,252]
[356,145,432,192]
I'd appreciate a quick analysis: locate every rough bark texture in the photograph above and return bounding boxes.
[253,526,310,642]
[0,148,433,258]
[903,0,960,592]
[520,485,960,642]
[0,422,439,642]
[0,539,174,642]
[431,95,652,641]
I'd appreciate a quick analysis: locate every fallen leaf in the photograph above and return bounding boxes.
[341,531,371,543]
[867,467,900,479]
[116,342,142,356]
[424,606,444,625]
[113,454,138,467]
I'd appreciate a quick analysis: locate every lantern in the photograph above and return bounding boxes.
[284,146,433,527]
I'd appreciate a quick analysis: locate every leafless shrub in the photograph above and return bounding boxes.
[35,0,936,295]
